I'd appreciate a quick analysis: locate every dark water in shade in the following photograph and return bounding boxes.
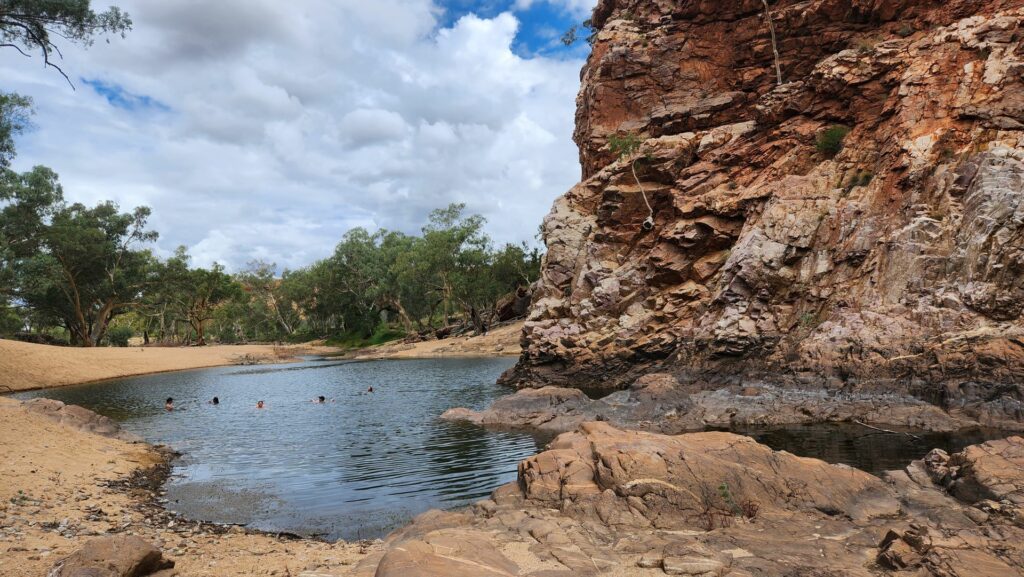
[14,357,540,540]
[727,424,1009,476]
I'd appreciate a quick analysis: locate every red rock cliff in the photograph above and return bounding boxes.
[506,0,1024,427]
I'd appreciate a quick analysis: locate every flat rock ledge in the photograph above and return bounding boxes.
[353,423,1024,577]
[23,398,144,442]
[443,373,985,436]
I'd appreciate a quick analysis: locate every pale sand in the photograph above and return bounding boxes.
[0,340,335,393]
[0,396,381,577]
[0,322,523,393]
[352,321,522,360]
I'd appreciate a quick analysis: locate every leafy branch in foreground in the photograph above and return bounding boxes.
[0,0,132,87]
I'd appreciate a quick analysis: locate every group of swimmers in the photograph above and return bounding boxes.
[164,388,374,411]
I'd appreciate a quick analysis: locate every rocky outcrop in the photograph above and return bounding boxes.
[444,372,974,434]
[356,424,1024,576]
[504,0,1024,428]
[23,398,143,442]
[47,536,176,577]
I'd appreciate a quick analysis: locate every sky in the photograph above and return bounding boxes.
[1,0,597,271]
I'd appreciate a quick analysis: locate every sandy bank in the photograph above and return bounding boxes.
[351,321,522,360]
[0,340,337,393]
[0,396,381,577]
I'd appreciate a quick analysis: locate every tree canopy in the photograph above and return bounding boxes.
[0,168,541,348]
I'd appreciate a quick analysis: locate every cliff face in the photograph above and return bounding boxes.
[506,0,1024,425]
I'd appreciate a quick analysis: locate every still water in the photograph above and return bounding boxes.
[14,359,1008,539]
[16,357,540,540]
[730,424,1007,476]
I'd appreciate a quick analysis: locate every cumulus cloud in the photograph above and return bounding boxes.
[0,0,586,271]
[513,0,597,19]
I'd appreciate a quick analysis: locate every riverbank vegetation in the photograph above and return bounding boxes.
[0,4,541,348]
[0,169,541,346]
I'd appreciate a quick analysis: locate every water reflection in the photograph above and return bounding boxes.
[730,423,1008,475]
[15,357,539,540]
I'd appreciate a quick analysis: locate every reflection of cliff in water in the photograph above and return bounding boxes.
[727,424,1009,475]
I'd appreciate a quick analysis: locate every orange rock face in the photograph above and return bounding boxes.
[507,0,1024,429]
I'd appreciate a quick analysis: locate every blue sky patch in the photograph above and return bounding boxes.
[81,78,171,113]
[437,0,592,58]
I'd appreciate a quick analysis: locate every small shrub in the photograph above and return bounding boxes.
[845,170,874,192]
[799,312,817,327]
[816,125,851,158]
[106,326,133,347]
[896,24,914,38]
[853,37,876,55]
[608,132,642,159]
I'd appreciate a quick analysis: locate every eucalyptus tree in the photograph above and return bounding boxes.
[0,0,131,85]
[13,195,158,346]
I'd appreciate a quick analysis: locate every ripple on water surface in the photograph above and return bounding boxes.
[16,357,541,540]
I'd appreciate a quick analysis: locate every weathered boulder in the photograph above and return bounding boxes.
[518,422,900,526]
[923,435,1024,531]
[47,536,174,577]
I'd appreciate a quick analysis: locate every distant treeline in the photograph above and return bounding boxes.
[0,165,541,347]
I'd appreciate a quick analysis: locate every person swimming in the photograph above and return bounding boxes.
[367,386,374,393]
[210,397,220,405]
[256,400,265,409]
[165,397,174,411]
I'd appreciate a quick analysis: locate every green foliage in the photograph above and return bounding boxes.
[105,325,132,347]
[324,324,406,349]
[1,166,157,346]
[815,125,850,158]
[0,303,22,335]
[718,483,743,516]
[0,0,132,84]
[4,188,540,345]
[561,18,595,46]
[608,132,642,159]
[897,24,914,38]
[0,93,32,168]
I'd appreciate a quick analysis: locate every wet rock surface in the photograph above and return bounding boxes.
[445,373,978,434]
[358,423,1024,577]
[502,0,1024,430]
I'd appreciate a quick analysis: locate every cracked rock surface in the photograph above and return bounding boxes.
[357,424,1024,577]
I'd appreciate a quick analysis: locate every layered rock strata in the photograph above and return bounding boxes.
[504,0,1024,427]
